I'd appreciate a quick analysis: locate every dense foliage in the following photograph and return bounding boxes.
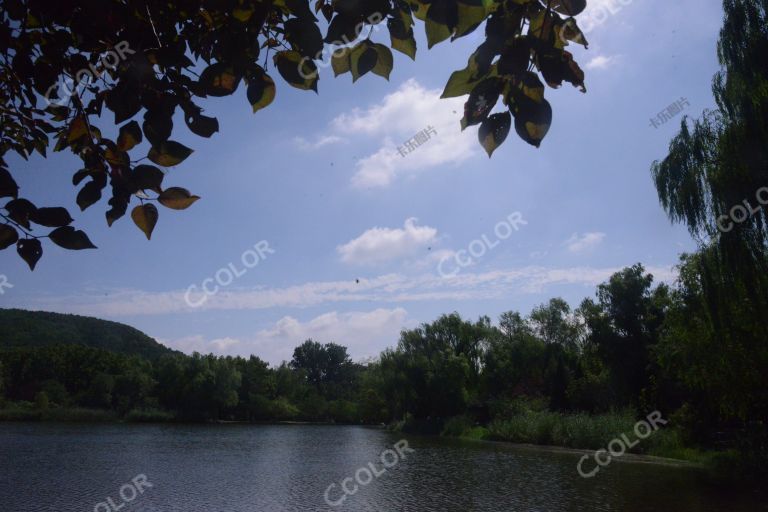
[0,0,590,269]
[649,0,768,468]
[1,261,765,472]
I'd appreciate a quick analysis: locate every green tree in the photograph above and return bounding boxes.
[0,0,592,269]
[650,0,768,465]
[290,339,355,400]
[529,297,583,350]
[578,264,669,408]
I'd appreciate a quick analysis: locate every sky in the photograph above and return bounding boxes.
[0,0,725,365]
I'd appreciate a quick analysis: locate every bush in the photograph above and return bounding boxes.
[124,408,175,422]
[269,398,300,420]
[0,402,42,421]
[441,415,475,437]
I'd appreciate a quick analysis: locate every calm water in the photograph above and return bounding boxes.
[0,423,764,512]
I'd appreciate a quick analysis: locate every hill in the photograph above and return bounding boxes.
[0,309,177,359]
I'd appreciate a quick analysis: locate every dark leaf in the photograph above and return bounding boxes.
[478,111,511,157]
[30,207,73,227]
[285,17,324,57]
[131,165,165,193]
[0,224,19,250]
[246,69,276,113]
[77,181,103,211]
[461,78,501,130]
[513,97,553,147]
[5,198,37,229]
[200,63,242,97]
[143,110,174,146]
[186,112,220,137]
[48,226,97,250]
[0,168,19,199]
[117,120,142,151]
[17,238,43,270]
[148,141,194,167]
[274,51,318,91]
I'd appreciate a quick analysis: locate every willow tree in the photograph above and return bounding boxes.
[0,0,591,269]
[652,0,768,265]
[651,0,768,449]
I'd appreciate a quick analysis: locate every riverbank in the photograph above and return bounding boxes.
[0,402,739,474]
[394,410,726,469]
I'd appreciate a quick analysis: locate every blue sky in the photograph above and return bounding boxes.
[0,0,724,364]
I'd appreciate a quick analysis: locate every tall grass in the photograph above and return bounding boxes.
[485,410,683,455]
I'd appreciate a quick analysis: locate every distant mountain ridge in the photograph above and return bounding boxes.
[0,309,178,359]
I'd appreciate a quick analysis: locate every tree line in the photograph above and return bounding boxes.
[1,258,765,471]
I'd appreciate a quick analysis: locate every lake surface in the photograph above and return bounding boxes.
[0,423,765,512]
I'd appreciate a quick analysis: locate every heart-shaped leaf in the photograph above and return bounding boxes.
[17,238,43,270]
[131,204,159,240]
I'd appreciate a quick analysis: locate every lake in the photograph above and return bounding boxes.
[0,423,764,511]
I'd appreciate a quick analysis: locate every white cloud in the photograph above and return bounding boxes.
[294,135,345,150]
[337,218,438,265]
[21,263,677,317]
[585,55,615,70]
[162,308,410,364]
[327,78,478,188]
[565,232,607,253]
